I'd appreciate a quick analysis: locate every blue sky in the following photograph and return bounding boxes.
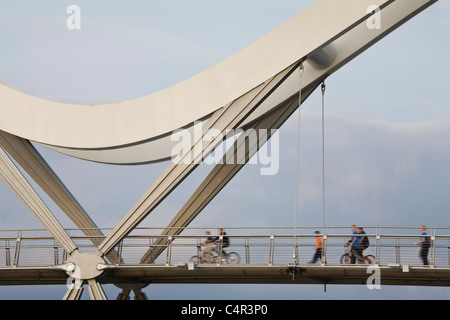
[0,0,449,299]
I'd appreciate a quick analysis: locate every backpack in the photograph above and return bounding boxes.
[223,234,230,248]
[361,233,369,249]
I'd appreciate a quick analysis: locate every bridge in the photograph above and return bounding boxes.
[0,0,444,300]
[0,226,448,299]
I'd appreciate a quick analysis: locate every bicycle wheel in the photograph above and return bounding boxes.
[189,256,200,264]
[365,255,376,264]
[226,252,241,264]
[340,253,351,264]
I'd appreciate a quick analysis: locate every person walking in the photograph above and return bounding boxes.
[413,225,430,266]
[309,231,323,263]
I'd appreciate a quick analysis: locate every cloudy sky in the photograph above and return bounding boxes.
[0,0,449,300]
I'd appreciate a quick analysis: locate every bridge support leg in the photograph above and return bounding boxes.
[87,279,108,300]
[116,289,131,300]
[115,284,149,300]
[63,282,84,300]
[133,289,149,300]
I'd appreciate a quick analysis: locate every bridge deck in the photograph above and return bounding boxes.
[0,226,448,287]
[0,264,449,287]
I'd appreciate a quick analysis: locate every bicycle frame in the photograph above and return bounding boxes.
[341,245,375,264]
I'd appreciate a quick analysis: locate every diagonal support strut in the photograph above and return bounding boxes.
[96,62,301,257]
[0,145,78,255]
[139,80,321,263]
[0,131,120,264]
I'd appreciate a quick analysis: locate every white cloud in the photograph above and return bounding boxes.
[262,108,450,226]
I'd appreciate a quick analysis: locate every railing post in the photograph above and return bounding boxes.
[13,232,22,267]
[216,235,223,266]
[165,235,172,266]
[430,229,435,268]
[268,234,274,266]
[395,238,400,265]
[321,234,327,266]
[375,234,380,265]
[448,240,450,267]
[5,240,10,267]
[53,243,59,265]
[375,227,381,265]
[148,238,154,265]
[245,238,250,264]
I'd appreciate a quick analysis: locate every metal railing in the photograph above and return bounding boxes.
[0,226,449,268]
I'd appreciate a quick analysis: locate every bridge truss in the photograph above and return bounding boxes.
[0,0,441,299]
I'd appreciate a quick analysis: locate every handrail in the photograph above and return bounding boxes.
[0,226,447,268]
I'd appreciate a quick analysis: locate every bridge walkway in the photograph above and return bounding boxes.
[0,226,448,288]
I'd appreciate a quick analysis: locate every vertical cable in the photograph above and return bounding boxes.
[321,82,326,233]
[293,61,304,267]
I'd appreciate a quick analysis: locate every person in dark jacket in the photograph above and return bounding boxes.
[413,225,430,266]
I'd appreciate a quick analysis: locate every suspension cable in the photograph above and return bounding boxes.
[293,61,304,266]
[321,81,326,233]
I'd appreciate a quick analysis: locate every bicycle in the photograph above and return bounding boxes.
[189,245,241,264]
[340,245,376,264]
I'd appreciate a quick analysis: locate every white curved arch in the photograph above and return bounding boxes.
[0,0,436,164]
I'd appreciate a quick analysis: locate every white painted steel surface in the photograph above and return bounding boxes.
[0,0,435,164]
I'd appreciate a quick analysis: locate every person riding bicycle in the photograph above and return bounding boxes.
[201,231,215,263]
[347,225,364,264]
[358,227,369,251]
[191,229,239,265]
[212,228,229,255]
[358,227,370,257]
